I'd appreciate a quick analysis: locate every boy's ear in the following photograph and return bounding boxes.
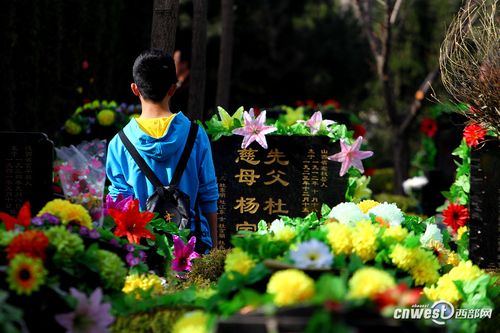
[131,83,141,97]
[167,84,177,97]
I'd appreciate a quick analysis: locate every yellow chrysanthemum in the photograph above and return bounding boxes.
[446,252,460,266]
[390,244,440,286]
[357,200,380,214]
[37,199,92,229]
[389,244,415,271]
[122,274,163,299]
[267,269,315,306]
[410,263,440,286]
[224,248,256,276]
[64,119,82,135]
[351,220,379,262]
[273,226,296,243]
[424,260,483,304]
[172,310,209,333]
[382,225,409,244]
[326,222,353,255]
[457,226,468,241]
[348,267,396,299]
[97,109,116,126]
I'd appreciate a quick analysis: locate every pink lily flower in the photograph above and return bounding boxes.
[172,235,200,272]
[298,111,335,134]
[232,109,277,149]
[328,136,374,176]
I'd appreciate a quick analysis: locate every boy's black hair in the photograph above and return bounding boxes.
[132,49,177,102]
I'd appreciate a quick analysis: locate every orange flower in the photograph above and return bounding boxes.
[0,202,31,231]
[6,230,49,261]
[109,199,155,244]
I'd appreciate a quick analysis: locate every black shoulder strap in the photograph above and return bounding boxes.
[171,122,199,186]
[118,122,199,188]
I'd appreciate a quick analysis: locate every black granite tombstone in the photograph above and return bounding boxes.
[0,132,54,216]
[469,138,500,268]
[211,136,347,248]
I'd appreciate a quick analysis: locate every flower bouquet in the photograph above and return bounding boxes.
[55,140,107,226]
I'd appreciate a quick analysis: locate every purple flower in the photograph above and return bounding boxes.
[109,239,120,248]
[232,110,277,149]
[31,216,44,226]
[55,288,114,333]
[89,229,100,239]
[45,213,60,225]
[124,244,135,252]
[104,194,133,216]
[172,235,200,272]
[138,250,147,261]
[79,226,89,236]
[126,253,140,267]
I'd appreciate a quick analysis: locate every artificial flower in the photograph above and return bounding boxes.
[6,230,49,261]
[55,288,114,333]
[0,230,18,246]
[420,117,438,137]
[172,235,200,272]
[7,254,47,295]
[269,219,296,242]
[389,244,440,286]
[103,194,133,216]
[232,109,277,149]
[402,176,429,195]
[382,225,409,244]
[224,248,256,276]
[297,111,334,134]
[351,220,379,262]
[367,202,404,227]
[282,106,305,126]
[31,212,60,226]
[0,201,31,231]
[351,176,373,202]
[348,267,395,299]
[109,199,155,244]
[374,283,422,311]
[463,123,487,147]
[326,222,353,255]
[357,200,380,214]
[267,269,315,306]
[420,223,443,248]
[352,124,367,138]
[442,202,469,233]
[290,239,334,269]
[456,226,468,241]
[37,199,92,229]
[428,240,460,267]
[64,119,82,135]
[97,109,115,126]
[218,106,244,129]
[46,226,85,260]
[95,249,127,290]
[125,253,140,267]
[122,274,163,298]
[328,136,373,176]
[322,99,341,109]
[172,310,209,333]
[424,260,483,304]
[328,202,365,226]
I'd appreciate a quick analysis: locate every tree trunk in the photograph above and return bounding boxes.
[187,0,208,121]
[150,0,179,54]
[392,129,410,195]
[215,0,234,109]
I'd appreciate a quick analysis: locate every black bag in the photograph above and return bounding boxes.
[118,122,199,230]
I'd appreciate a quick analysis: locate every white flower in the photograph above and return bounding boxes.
[367,202,404,227]
[270,219,286,233]
[402,176,428,195]
[290,239,334,269]
[420,223,443,247]
[328,202,366,226]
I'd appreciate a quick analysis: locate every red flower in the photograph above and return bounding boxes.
[295,100,305,107]
[364,167,376,177]
[109,199,156,244]
[420,117,438,137]
[305,99,317,109]
[374,283,422,310]
[0,202,32,231]
[352,124,367,138]
[322,99,341,110]
[6,230,49,261]
[442,203,469,233]
[463,123,487,147]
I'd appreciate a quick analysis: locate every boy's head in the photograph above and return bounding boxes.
[131,49,177,103]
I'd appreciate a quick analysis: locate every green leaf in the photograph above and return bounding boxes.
[313,274,346,303]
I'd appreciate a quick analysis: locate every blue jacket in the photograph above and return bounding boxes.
[106,112,219,247]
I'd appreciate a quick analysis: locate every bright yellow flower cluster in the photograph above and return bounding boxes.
[326,222,353,255]
[382,225,409,244]
[122,274,163,299]
[357,200,380,214]
[351,220,379,262]
[267,269,315,306]
[424,260,483,304]
[457,226,468,241]
[389,244,440,286]
[37,199,92,229]
[224,248,256,277]
[273,226,296,243]
[348,267,395,299]
[172,310,209,333]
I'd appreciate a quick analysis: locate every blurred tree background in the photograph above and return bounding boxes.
[1,0,462,194]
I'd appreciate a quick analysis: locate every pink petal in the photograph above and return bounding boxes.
[248,108,255,118]
[241,134,257,149]
[232,127,248,136]
[350,158,365,173]
[187,236,197,253]
[354,150,374,160]
[259,126,277,135]
[339,158,351,176]
[339,140,349,153]
[243,111,253,123]
[173,235,184,254]
[255,133,269,149]
[351,136,363,151]
[255,111,267,127]
[328,152,345,162]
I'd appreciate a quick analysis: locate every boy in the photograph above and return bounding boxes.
[106,49,218,251]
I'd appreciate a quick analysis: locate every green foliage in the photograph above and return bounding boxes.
[439,139,471,209]
[185,248,229,286]
[0,291,24,333]
[111,306,191,333]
